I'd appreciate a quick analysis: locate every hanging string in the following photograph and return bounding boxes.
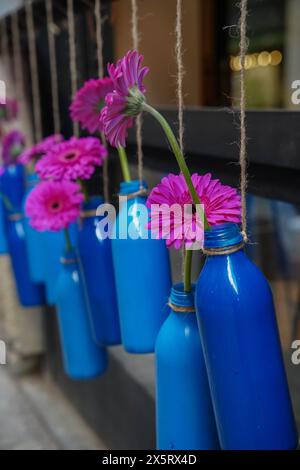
[67,0,79,137]
[239,0,248,242]
[26,0,43,142]
[175,0,184,154]
[174,0,187,276]
[95,0,109,202]
[131,0,143,187]
[46,0,61,134]
[11,12,24,104]
[95,0,104,80]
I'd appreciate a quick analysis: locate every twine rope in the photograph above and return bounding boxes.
[203,241,244,256]
[26,1,43,142]
[131,0,143,187]
[175,0,184,154]
[175,0,187,276]
[239,0,248,242]
[46,0,61,134]
[80,209,97,219]
[119,188,148,201]
[11,12,24,104]
[8,213,23,221]
[95,0,104,80]
[95,0,109,202]
[67,0,79,137]
[168,302,195,313]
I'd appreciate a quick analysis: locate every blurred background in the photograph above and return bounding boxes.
[0,0,299,450]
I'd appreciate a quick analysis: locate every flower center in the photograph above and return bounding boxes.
[61,149,80,162]
[49,200,62,213]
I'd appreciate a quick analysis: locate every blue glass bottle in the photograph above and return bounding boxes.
[196,223,298,450]
[6,213,45,307]
[77,196,121,346]
[56,249,108,379]
[0,198,8,254]
[23,173,46,283]
[0,164,25,222]
[111,180,172,353]
[155,283,219,450]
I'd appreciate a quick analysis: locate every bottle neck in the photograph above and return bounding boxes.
[204,223,244,254]
[169,283,196,314]
[119,179,148,196]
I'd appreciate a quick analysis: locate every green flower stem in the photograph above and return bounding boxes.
[0,192,13,211]
[117,145,131,182]
[99,131,107,148]
[78,180,89,201]
[184,249,193,293]
[63,227,72,253]
[142,103,210,231]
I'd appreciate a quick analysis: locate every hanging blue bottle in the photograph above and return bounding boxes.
[0,197,8,254]
[111,180,171,353]
[155,283,219,450]
[56,248,108,379]
[23,172,46,283]
[44,224,78,305]
[195,222,298,450]
[6,212,45,307]
[77,196,121,346]
[0,164,25,222]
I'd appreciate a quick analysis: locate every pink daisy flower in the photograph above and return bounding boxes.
[19,134,64,165]
[100,50,149,147]
[146,173,241,250]
[2,130,25,166]
[25,180,84,232]
[35,136,107,182]
[70,77,114,134]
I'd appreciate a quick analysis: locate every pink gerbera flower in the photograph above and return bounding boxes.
[35,136,107,182]
[100,50,149,147]
[146,173,241,250]
[19,134,63,165]
[2,130,25,165]
[70,77,114,134]
[25,180,84,232]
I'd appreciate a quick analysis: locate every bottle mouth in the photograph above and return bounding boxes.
[169,282,195,310]
[119,179,148,196]
[82,195,104,211]
[204,223,243,249]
